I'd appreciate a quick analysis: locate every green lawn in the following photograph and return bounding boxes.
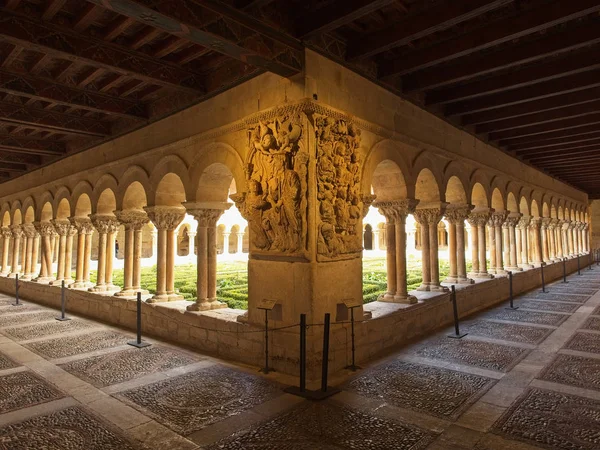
[89,257,476,309]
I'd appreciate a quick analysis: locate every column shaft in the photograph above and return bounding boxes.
[384,221,397,297]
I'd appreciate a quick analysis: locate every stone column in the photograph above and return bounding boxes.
[69,218,94,289]
[31,229,40,279]
[376,199,418,303]
[64,225,76,284]
[491,212,508,275]
[0,227,11,276]
[414,205,448,292]
[19,224,34,280]
[583,223,590,253]
[567,221,575,257]
[547,219,557,261]
[34,222,55,283]
[222,232,230,255]
[184,203,230,311]
[541,218,551,263]
[445,206,474,284]
[8,225,23,278]
[467,218,479,277]
[555,220,564,259]
[505,214,522,271]
[372,230,380,251]
[529,218,543,267]
[188,230,197,257]
[577,222,584,255]
[236,231,244,254]
[468,210,493,278]
[517,216,532,268]
[145,206,186,302]
[487,220,497,274]
[115,210,150,297]
[89,215,120,293]
[50,219,70,285]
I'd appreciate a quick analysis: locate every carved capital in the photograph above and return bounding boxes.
[468,211,491,227]
[444,205,473,224]
[361,194,377,218]
[0,227,12,239]
[35,221,56,237]
[114,210,149,231]
[414,206,446,226]
[541,218,552,229]
[529,218,542,230]
[374,199,418,224]
[90,214,120,234]
[489,211,508,227]
[188,208,224,227]
[516,216,531,230]
[69,217,94,235]
[21,224,37,238]
[229,193,247,220]
[504,214,522,228]
[51,219,72,236]
[10,225,23,239]
[144,206,186,231]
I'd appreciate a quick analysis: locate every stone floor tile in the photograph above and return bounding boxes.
[519,293,590,303]
[0,352,19,370]
[492,388,600,449]
[346,360,496,419]
[516,300,580,313]
[463,320,554,345]
[415,337,530,372]
[563,331,600,354]
[537,353,600,392]
[0,310,58,327]
[128,420,199,450]
[116,365,282,435]
[0,406,145,449]
[25,330,131,359]
[87,396,153,430]
[456,401,506,432]
[0,370,64,413]
[581,316,600,331]
[59,345,199,388]
[482,309,570,326]
[205,401,437,450]
[2,319,96,341]
[0,303,42,313]
[427,424,484,450]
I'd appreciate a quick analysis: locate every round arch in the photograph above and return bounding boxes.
[362,140,414,198]
[148,155,191,206]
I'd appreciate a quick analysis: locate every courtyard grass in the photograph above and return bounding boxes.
[90,256,478,310]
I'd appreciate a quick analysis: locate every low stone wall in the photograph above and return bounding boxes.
[0,254,592,381]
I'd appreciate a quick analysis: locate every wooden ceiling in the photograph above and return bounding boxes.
[0,0,599,198]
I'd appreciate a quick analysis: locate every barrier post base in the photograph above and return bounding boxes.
[284,386,341,400]
[127,340,151,348]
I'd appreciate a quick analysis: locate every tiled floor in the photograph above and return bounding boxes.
[1,268,600,449]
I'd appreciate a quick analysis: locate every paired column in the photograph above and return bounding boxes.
[467,210,493,278]
[555,220,564,259]
[375,199,419,303]
[541,218,551,263]
[20,224,37,280]
[504,214,522,271]
[69,218,95,289]
[517,216,532,268]
[490,212,508,275]
[50,220,71,285]
[8,225,23,278]
[184,204,230,311]
[145,206,186,303]
[566,221,575,257]
[34,222,56,283]
[0,227,11,276]
[114,210,150,297]
[413,204,449,292]
[529,218,543,266]
[444,205,474,284]
[236,231,244,254]
[89,215,120,293]
[583,223,590,253]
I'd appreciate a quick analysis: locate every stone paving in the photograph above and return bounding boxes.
[0,267,599,449]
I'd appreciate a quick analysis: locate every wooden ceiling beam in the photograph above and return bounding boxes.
[104,16,135,41]
[41,0,67,21]
[76,67,104,88]
[379,0,600,77]
[0,162,27,172]
[461,86,600,125]
[4,0,21,10]
[474,100,600,134]
[299,0,398,37]
[447,70,600,116]
[515,141,600,156]
[527,148,600,161]
[0,134,66,155]
[153,37,187,59]
[72,4,102,32]
[0,10,204,93]
[0,101,110,137]
[83,0,303,77]
[349,0,511,60]
[489,114,600,141]
[0,152,41,165]
[0,44,21,69]
[530,155,600,167]
[0,68,146,119]
[426,47,600,105]
[499,125,600,146]
[507,131,600,151]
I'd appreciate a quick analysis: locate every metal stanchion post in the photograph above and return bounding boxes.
[56,280,71,321]
[448,285,467,338]
[285,314,306,396]
[562,257,568,283]
[344,305,361,371]
[128,292,151,348]
[578,255,581,275]
[12,273,21,307]
[257,299,276,374]
[506,271,518,310]
[540,263,547,293]
[321,313,330,392]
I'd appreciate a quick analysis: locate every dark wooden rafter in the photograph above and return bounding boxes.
[0,68,147,119]
[41,0,67,21]
[0,10,204,93]
[515,140,600,156]
[530,153,600,166]
[489,113,600,141]
[0,44,21,69]
[0,162,27,172]
[83,0,303,77]
[379,0,600,77]
[299,0,398,37]
[4,0,20,10]
[499,124,600,146]
[0,133,66,155]
[0,101,110,137]
[349,0,512,60]
[0,152,41,165]
[72,4,103,32]
[104,16,135,41]
[508,131,600,151]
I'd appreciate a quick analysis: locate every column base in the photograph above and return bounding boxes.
[379,294,417,304]
[89,284,120,293]
[443,276,460,284]
[494,269,508,277]
[7,272,19,278]
[20,275,32,281]
[429,284,449,292]
[115,288,149,297]
[472,272,494,279]
[69,280,94,289]
[167,293,184,301]
[417,283,430,291]
[49,279,65,286]
[518,263,533,269]
[0,271,9,277]
[532,262,543,268]
[505,266,522,272]
[34,277,54,284]
[147,293,169,303]
[186,298,228,311]
[458,277,475,284]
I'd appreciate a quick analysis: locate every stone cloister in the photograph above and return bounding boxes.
[0,52,592,378]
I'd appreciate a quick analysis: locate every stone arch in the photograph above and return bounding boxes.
[189,142,246,202]
[415,168,441,204]
[1,210,10,227]
[177,223,191,256]
[148,155,190,205]
[13,209,22,226]
[444,175,468,205]
[507,192,518,213]
[53,187,72,215]
[519,196,530,216]
[56,198,71,220]
[117,166,151,210]
[551,203,557,219]
[73,194,92,218]
[542,202,550,218]
[23,206,35,224]
[96,189,117,216]
[40,202,53,222]
[91,174,118,212]
[558,205,564,220]
[362,140,414,199]
[154,173,186,207]
[469,170,492,204]
[10,200,22,225]
[368,160,409,202]
[471,183,489,209]
[122,181,148,211]
[491,188,505,211]
[71,181,93,217]
[411,152,444,199]
[194,163,237,203]
[531,199,540,218]
[35,191,53,220]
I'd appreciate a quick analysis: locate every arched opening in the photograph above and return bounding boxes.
[363,224,373,250]
[443,176,470,283]
[177,224,191,256]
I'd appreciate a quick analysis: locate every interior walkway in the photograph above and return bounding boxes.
[1,269,600,449]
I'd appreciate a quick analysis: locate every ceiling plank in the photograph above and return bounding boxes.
[0,152,41,165]
[530,155,600,167]
[153,37,187,59]
[0,44,21,69]
[72,4,103,32]
[474,100,600,134]
[104,16,135,41]
[379,0,600,77]
[523,147,600,161]
[488,114,600,141]
[0,10,204,93]
[0,68,147,119]
[446,69,600,116]
[515,140,600,156]
[349,0,511,60]
[508,131,600,151]
[0,134,66,155]
[41,0,67,21]
[83,0,303,77]
[76,67,104,88]
[499,124,600,146]
[426,47,600,105]
[0,101,110,136]
[4,0,21,10]
[299,0,398,37]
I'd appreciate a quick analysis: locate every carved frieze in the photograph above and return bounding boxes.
[315,114,363,260]
[236,113,306,255]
